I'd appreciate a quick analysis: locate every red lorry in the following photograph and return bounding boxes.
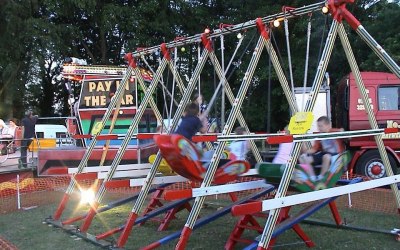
[335,71,400,179]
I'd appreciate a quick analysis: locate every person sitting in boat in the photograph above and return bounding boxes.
[174,102,208,141]
[272,125,294,164]
[228,126,250,160]
[0,119,14,155]
[299,116,345,181]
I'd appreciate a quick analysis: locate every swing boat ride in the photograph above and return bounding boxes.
[43,0,400,249]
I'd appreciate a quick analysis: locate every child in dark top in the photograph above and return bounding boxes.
[175,102,207,141]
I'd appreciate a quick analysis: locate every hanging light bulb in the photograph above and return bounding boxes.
[322,6,329,14]
[204,27,211,34]
[273,19,280,28]
[181,47,186,52]
[237,33,242,39]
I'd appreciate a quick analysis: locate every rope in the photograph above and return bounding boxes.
[317,14,329,64]
[301,14,313,111]
[202,30,258,122]
[267,54,271,132]
[197,43,201,95]
[141,54,177,129]
[202,32,249,118]
[169,47,178,126]
[141,55,169,123]
[220,34,226,130]
[284,13,295,98]
[140,55,179,107]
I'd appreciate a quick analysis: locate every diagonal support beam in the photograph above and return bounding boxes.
[175,35,266,250]
[53,65,136,220]
[338,6,400,79]
[115,46,213,248]
[78,57,170,232]
[207,51,262,162]
[257,18,340,250]
[337,23,400,208]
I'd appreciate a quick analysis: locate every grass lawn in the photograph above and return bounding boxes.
[0,191,399,250]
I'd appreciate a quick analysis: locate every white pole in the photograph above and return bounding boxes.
[346,171,352,208]
[17,174,21,210]
[137,139,141,164]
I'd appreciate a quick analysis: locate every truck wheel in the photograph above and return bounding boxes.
[356,150,398,179]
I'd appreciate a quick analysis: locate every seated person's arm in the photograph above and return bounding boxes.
[0,128,13,139]
[198,114,208,134]
[245,140,251,151]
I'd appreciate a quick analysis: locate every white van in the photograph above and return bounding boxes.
[35,124,74,147]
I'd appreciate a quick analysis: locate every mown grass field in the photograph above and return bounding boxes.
[0,189,399,250]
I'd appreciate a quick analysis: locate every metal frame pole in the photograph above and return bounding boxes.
[79,57,169,232]
[53,65,135,220]
[116,44,212,248]
[175,35,266,250]
[208,52,262,162]
[338,7,400,78]
[257,19,339,250]
[337,23,400,209]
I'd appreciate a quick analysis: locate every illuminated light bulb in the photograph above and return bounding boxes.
[322,6,329,14]
[119,110,123,114]
[181,47,186,52]
[273,19,280,28]
[237,33,242,39]
[80,189,95,205]
[204,28,210,34]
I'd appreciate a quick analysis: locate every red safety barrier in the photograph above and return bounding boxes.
[266,135,293,144]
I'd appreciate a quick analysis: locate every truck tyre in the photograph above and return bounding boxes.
[356,150,398,179]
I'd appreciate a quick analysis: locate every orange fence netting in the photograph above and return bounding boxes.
[0,173,398,215]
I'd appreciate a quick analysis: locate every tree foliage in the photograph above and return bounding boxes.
[0,0,398,131]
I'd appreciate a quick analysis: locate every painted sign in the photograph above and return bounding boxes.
[79,77,136,108]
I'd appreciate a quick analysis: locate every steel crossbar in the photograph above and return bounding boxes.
[130,2,326,57]
[262,175,399,211]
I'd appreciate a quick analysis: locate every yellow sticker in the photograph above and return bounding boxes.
[288,112,314,135]
[91,122,103,135]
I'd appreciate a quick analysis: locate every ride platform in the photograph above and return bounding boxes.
[37,143,158,176]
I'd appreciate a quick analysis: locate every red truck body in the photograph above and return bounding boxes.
[336,72,400,178]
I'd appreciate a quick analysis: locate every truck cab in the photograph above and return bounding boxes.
[336,72,400,178]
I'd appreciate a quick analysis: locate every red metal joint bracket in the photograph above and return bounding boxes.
[340,6,362,30]
[219,23,234,30]
[255,18,270,40]
[160,43,171,61]
[192,134,218,143]
[124,53,137,68]
[327,0,356,25]
[384,128,399,134]
[282,6,297,16]
[200,33,213,52]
